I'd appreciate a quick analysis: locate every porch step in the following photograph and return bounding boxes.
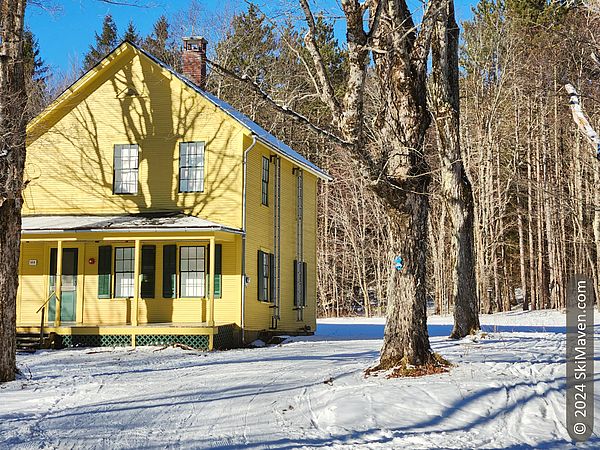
[16,332,56,353]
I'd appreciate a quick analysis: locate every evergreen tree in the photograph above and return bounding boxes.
[310,15,347,93]
[23,29,48,85]
[83,14,118,70]
[142,15,180,69]
[23,29,49,117]
[216,4,277,86]
[506,0,571,24]
[122,21,141,45]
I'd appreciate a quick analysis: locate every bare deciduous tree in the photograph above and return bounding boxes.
[210,0,462,370]
[429,0,479,338]
[0,0,27,383]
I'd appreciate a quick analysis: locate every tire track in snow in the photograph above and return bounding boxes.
[241,358,299,446]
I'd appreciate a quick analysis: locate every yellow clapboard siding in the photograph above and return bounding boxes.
[18,242,48,323]
[243,138,318,333]
[19,42,323,338]
[24,48,245,230]
[19,238,242,327]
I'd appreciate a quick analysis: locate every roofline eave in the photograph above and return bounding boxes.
[21,226,244,236]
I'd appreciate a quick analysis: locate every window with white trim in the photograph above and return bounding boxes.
[261,156,269,206]
[180,246,206,297]
[113,144,139,194]
[114,247,135,297]
[179,142,205,193]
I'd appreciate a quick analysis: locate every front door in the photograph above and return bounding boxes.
[48,248,78,322]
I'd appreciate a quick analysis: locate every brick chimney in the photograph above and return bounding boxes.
[182,36,208,90]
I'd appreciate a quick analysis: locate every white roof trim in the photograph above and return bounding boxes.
[21,214,243,235]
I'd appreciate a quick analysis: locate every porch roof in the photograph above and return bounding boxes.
[21,213,243,235]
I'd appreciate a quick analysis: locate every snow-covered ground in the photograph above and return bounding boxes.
[1,310,599,449]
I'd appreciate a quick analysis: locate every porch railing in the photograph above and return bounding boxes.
[36,291,55,348]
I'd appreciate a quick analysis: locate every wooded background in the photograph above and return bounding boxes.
[25,0,600,317]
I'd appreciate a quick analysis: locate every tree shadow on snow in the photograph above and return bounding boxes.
[313,321,573,342]
[313,323,455,340]
[176,374,600,450]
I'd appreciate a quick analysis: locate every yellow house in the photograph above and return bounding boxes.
[17,38,330,350]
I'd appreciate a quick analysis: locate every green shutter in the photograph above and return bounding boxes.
[215,244,222,298]
[141,245,156,298]
[163,245,177,298]
[302,261,307,306]
[205,244,222,299]
[269,253,275,303]
[98,246,112,299]
[257,250,265,301]
[49,248,57,288]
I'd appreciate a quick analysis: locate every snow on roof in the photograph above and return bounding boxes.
[22,213,242,234]
[131,41,332,181]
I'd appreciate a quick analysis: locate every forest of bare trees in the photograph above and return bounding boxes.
[32,2,600,324]
[204,1,600,321]
[2,0,600,380]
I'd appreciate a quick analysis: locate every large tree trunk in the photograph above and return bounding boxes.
[430,0,480,338]
[273,0,445,370]
[368,0,442,369]
[378,191,432,368]
[0,0,27,383]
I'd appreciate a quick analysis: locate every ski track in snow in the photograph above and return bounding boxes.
[1,311,599,449]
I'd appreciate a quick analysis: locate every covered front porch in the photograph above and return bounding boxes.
[17,213,243,350]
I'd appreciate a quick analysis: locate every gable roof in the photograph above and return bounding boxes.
[28,40,332,181]
[133,42,331,181]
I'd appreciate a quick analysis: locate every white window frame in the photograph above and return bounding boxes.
[114,247,135,298]
[179,141,205,193]
[261,156,269,206]
[113,144,139,194]
[179,246,206,298]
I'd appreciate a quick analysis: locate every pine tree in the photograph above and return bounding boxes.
[216,4,277,86]
[122,21,140,45]
[142,15,180,69]
[83,14,118,71]
[23,30,48,85]
[23,29,49,117]
[310,15,347,92]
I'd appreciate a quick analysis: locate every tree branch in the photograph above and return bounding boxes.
[96,0,157,6]
[366,0,384,41]
[411,0,444,67]
[242,1,322,104]
[565,83,600,160]
[298,0,343,124]
[206,58,353,149]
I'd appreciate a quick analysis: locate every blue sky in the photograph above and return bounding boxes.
[27,0,478,72]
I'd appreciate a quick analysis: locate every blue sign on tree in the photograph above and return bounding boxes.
[393,256,404,271]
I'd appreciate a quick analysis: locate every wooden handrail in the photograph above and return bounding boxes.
[37,291,56,349]
[36,291,56,314]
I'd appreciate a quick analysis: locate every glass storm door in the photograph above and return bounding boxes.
[48,248,78,322]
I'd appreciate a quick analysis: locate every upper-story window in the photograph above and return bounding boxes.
[113,144,139,194]
[179,141,205,193]
[261,156,269,206]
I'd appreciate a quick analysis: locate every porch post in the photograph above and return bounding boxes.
[132,239,141,327]
[55,240,63,327]
[208,237,215,327]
